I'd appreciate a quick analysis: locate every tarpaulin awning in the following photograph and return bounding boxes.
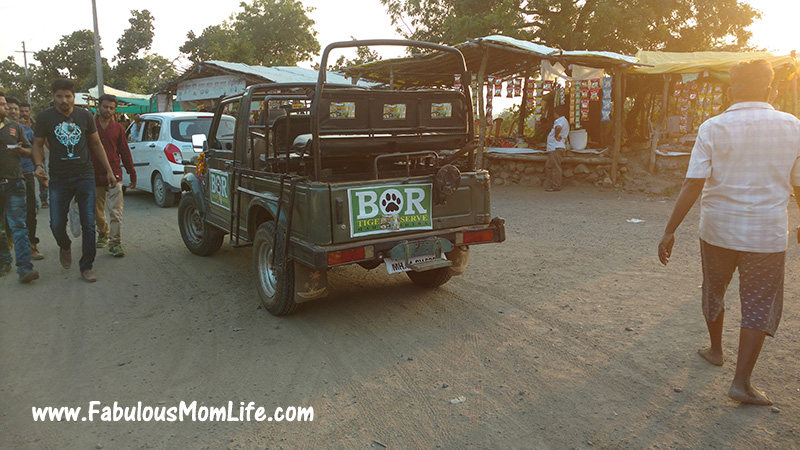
[88,85,153,113]
[624,51,799,81]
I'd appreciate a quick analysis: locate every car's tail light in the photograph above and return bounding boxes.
[164,144,183,164]
[460,229,495,244]
[327,245,374,266]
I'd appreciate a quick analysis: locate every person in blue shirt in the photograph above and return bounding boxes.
[6,96,44,260]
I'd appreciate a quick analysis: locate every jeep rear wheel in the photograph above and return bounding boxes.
[407,267,452,288]
[253,221,297,316]
[178,193,224,256]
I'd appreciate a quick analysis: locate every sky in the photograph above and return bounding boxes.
[0,0,797,72]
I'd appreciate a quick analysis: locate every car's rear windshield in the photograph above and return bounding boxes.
[170,117,237,142]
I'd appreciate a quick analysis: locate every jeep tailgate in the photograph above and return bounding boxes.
[328,171,492,245]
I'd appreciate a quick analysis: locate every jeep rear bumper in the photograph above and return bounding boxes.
[288,217,505,270]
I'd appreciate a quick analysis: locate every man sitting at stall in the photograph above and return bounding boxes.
[545,105,570,192]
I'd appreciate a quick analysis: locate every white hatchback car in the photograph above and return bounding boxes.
[124,112,236,207]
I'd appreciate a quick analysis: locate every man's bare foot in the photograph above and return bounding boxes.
[728,384,773,405]
[697,348,724,366]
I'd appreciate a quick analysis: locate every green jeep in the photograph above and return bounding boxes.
[178,40,505,315]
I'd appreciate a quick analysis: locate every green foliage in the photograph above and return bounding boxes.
[34,30,100,90]
[380,0,760,53]
[180,0,321,66]
[116,10,155,62]
[0,57,31,100]
[111,10,175,93]
[313,38,382,71]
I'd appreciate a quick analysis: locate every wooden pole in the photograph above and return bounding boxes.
[649,74,670,173]
[476,48,489,170]
[611,70,623,183]
[519,75,529,137]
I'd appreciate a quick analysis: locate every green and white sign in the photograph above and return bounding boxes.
[348,184,433,237]
[209,169,231,209]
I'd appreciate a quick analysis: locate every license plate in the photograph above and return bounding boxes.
[384,254,446,274]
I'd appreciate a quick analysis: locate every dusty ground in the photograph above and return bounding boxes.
[1,182,799,449]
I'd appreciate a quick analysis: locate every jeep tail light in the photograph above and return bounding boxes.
[460,229,495,244]
[164,144,183,164]
[327,245,374,266]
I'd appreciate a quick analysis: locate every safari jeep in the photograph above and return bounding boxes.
[178,39,505,315]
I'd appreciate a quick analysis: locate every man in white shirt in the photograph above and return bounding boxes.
[658,60,800,405]
[545,105,570,192]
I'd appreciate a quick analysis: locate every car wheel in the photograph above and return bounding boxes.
[253,221,297,316]
[153,172,175,208]
[178,193,224,256]
[407,267,452,288]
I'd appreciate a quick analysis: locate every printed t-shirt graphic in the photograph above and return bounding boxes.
[34,107,96,178]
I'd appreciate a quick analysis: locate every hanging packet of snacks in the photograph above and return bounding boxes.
[494,77,503,97]
[543,80,553,91]
[453,74,462,89]
[486,76,495,96]
[514,78,522,97]
[507,78,514,98]
[589,89,600,101]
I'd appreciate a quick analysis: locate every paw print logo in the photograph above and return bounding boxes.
[380,189,403,214]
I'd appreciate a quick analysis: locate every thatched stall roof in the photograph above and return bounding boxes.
[344,35,638,87]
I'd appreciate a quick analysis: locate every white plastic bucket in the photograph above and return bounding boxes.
[569,129,588,151]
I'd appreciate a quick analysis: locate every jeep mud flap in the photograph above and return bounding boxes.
[294,262,328,303]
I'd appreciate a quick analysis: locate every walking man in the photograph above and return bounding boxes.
[545,105,569,192]
[658,60,800,405]
[93,94,136,256]
[0,91,39,282]
[20,101,48,208]
[6,96,44,260]
[32,79,117,283]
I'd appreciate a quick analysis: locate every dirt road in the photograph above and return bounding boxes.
[2,185,798,449]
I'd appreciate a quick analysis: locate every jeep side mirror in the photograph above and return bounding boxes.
[191,134,207,151]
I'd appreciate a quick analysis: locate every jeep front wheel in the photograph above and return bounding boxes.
[178,193,224,256]
[253,221,297,316]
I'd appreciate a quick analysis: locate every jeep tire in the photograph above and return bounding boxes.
[253,221,297,316]
[407,267,452,288]
[178,193,224,256]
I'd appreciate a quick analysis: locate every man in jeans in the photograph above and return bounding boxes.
[93,94,136,256]
[659,60,800,405]
[0,91,39,282]
[32,79,117,282]
[6,96,44,260]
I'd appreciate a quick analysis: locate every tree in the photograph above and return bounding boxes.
[111,9,175,92]
[380,0,761,53]
[315,37,382,71]
[116,10,155,62]
[0,57,32,100]
[33,30,106,90]
[180,0,320,66]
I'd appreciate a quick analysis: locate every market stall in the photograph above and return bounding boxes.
[624,51,799,172]
[345,35,637,182]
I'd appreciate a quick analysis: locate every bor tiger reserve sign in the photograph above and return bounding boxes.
[209,169,231,209]
[348,184,433,237]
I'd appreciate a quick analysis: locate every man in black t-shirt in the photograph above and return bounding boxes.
[0,91,39,283]
[32,79,116,283]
